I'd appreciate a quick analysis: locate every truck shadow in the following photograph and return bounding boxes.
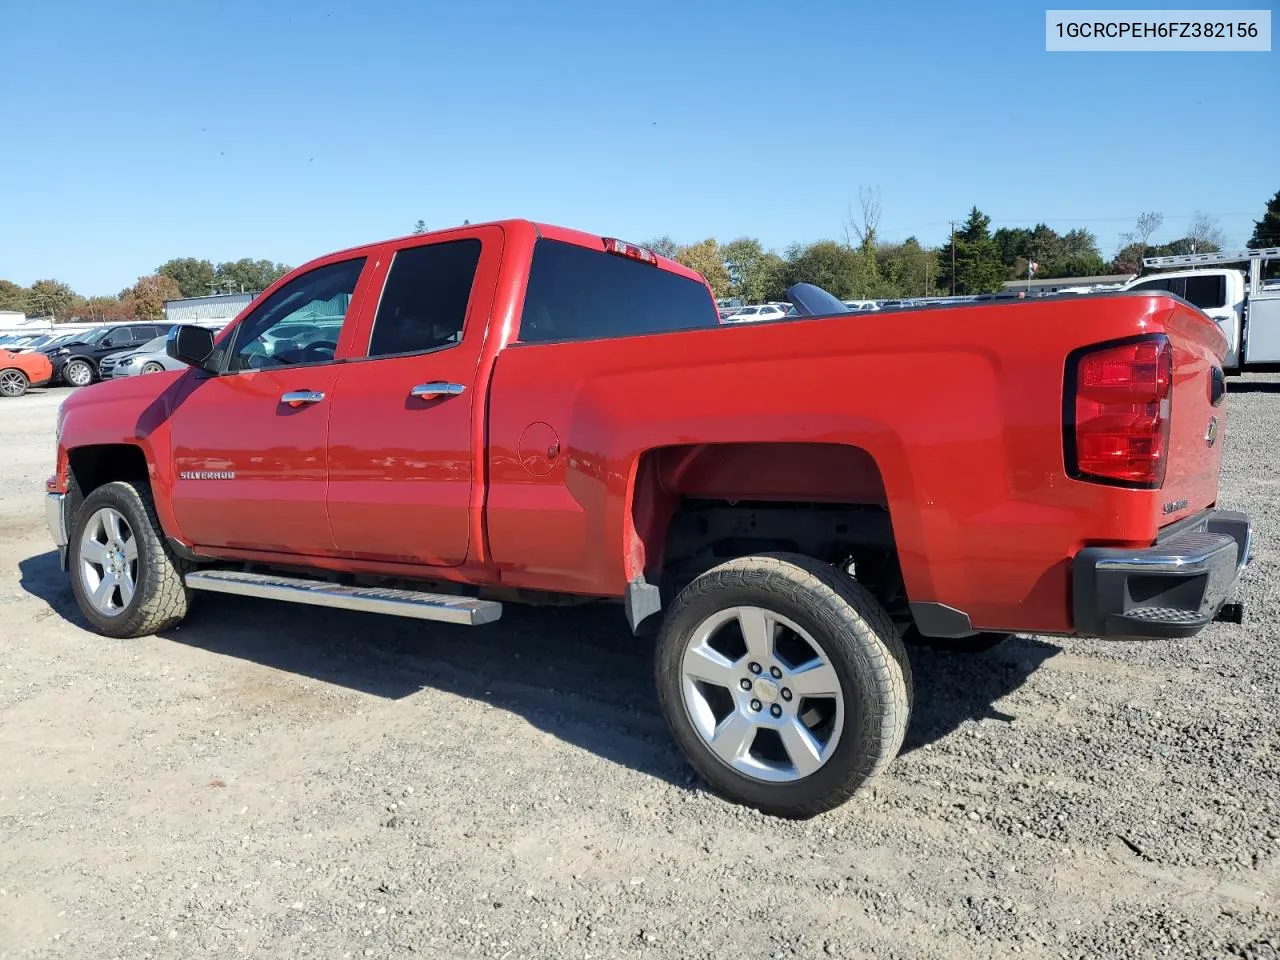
[19,549,1058,789]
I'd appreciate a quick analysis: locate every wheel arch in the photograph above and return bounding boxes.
[624,442,906,628]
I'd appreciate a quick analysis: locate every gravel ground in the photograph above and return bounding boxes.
[1,381,1277,960]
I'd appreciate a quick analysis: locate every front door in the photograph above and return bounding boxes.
[326,229,500,566]
[166,256,372,554]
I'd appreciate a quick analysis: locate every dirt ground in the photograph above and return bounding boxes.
[1,382,1277,960]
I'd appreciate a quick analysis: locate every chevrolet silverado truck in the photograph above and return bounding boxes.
[45,220,1251,817]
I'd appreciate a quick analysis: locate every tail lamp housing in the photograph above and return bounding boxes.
[1065,334,1173,489]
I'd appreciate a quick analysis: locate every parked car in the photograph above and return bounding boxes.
[40,322,171,386]
[722,303,788,323]
[46,219,1249,818]
[101,333,187,378]
[0,346,53,398]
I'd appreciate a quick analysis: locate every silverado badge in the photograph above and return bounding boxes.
[179,471,236,480]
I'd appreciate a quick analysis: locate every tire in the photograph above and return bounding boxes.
[68,480,192,639]
[0,368,29,398]
[141,362,165,375]
[64,359,94,387]
[654,552,912,819]
[901,626,1011,653]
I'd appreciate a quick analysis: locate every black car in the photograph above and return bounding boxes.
[43,323,170,386]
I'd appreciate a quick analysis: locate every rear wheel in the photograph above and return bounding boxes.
[0,369,29,398]
[655,553,912,819]
[68,480,192,638]
[64,359,94,387]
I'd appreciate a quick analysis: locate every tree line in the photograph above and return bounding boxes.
[653,187,1279,302]
[0,257,291,323]
[4,189,1276,322]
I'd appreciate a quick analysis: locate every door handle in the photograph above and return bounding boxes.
[410,382,466,400]
[281,390,326,408]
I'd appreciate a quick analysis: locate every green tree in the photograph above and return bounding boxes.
[157,257,216,299]
[25,279,77,319]
[1247,189,1280,249]
[0,280,28,312]
[413,219,427,234]
[721,237,786,303]
[675,239,731,298]
[937,208,1004,295]
[783,241,876,299]
[645,236,679,259]
[877,238,936,297]
[126,274,182,321]
[214,258,290,294]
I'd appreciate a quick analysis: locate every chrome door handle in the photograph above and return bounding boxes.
[410,382,465,400]
[281,390,326,407]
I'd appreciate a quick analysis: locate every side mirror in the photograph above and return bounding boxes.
[167,326,216,371]
[101,337,115,348]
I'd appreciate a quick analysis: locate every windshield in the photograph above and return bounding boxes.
[76,327,112,345]
[138,335,167,352]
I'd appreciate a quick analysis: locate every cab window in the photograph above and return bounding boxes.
[224,258,365,372]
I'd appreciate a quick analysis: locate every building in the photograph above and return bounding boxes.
[1001,273,1135,297]
[164,292,257,327]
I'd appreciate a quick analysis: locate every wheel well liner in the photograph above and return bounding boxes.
[629,442,892,578]
[67,444,150,501]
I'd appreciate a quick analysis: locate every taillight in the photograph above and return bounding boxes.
[1066,334,1173,488]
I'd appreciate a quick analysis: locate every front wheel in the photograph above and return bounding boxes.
[141,362,165,375]
[64,359,94,387]
[0,368,29,398]
[654,553,912,819]
[68,480,192,639]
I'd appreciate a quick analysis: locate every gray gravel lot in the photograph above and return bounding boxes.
[1,381,1277,960]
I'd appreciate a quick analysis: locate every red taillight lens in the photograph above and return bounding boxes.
[1068,336,1172,487]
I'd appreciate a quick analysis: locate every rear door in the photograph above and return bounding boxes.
[324,226,503,566]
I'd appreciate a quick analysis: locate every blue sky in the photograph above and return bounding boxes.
[1,0,1275,294]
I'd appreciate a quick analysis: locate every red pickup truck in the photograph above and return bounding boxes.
[46,219,1251,817]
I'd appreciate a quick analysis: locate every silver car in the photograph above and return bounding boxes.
[101,334,186,378]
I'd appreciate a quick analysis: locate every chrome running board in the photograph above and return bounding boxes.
[184,570,502,625]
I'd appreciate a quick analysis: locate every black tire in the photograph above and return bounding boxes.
[141,362,165,375]
[68,480,192,639]
[0,368,29,398]
[64,358,95,387]
[901,626,1011,653]
[654,552,912,819]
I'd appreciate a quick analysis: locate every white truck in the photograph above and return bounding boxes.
[1122,247,1280,374]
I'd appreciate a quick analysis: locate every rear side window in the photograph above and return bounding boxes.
[1182,274,1227,309]
[368,239,482,358]
[518,240,718,343]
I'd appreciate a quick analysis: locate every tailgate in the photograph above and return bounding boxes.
[1159,303,1227,525]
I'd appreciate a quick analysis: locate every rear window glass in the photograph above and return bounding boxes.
[518,240,719,343]
[1182,274,1227,310]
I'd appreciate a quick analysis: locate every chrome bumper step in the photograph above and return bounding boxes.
[184,570,502,625]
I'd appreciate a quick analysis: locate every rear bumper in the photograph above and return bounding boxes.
[1073,509,1251,639]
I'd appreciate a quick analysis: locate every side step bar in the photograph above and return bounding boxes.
[184,570,503,626]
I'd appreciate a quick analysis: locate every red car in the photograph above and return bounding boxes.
[0,348,53,398]
[45,220,1250,817]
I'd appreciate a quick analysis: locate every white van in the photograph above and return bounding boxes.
[1123,248,1280,374]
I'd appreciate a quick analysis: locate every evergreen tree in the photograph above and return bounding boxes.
[1247,189,1280,249]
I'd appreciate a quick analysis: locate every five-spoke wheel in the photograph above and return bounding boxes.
[655,553,912,819]
[78,506,139,617]
[681,605,845,782]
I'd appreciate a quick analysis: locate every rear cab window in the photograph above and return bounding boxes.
[518,239,719,343]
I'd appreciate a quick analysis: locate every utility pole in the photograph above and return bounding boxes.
[949,220,958,296]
